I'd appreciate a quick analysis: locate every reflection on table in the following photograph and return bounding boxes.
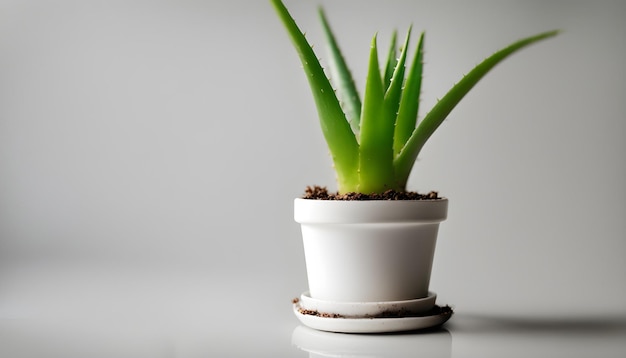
[292,325,452,358]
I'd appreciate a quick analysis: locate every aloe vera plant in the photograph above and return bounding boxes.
[271,0,558,194]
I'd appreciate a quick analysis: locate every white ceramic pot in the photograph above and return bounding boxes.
[294,198,448,303]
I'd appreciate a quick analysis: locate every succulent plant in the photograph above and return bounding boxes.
[271,0,558,195]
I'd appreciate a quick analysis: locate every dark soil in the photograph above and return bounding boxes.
[302,185,440,201]
[296,303,453,319]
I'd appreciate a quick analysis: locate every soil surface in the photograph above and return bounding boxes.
[302,185,440,201]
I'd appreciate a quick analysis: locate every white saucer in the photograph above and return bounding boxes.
[293,302,453,333]
[299,291,437,318]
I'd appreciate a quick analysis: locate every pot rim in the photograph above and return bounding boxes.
[294,197,448,224]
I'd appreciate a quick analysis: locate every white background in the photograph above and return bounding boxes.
[0,0,624,355]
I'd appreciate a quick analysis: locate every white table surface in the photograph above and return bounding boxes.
[2,308,625,357]
[1,263,624,357]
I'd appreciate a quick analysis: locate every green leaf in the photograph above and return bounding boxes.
[383,30,398,90]
[358,35,397,193]
[394,30,560,187]
[270,0,359,191]
[384,27,411,133]
[318,7,362,135]
[393,32,424,157]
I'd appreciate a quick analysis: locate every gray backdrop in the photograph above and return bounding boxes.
[0,0,624,347]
